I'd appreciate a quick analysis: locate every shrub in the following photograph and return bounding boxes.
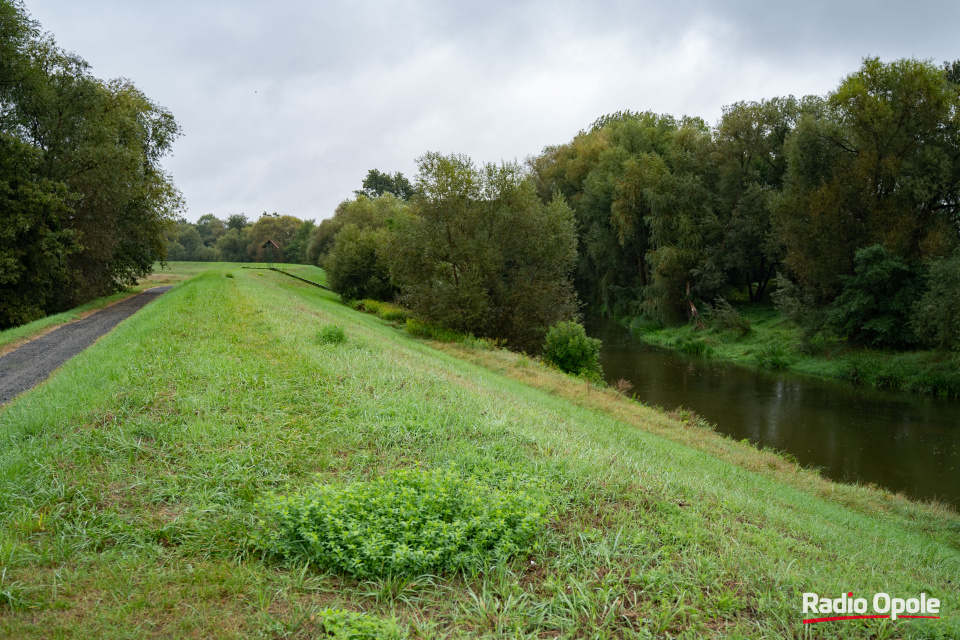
[911,249,960,352]
[753,343,797,369]
[317,324,347,345]
[671,335,714,356]
[259,467,546,578]
[827,245,922,348]
[542,321,603,379]
[324,224,396,302]
[710,297,751,336]
[351,299,410,323]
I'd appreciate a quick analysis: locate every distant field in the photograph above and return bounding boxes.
[0,266,956,638]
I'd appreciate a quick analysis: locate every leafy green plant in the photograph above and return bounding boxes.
[542,321,603,380]
[911,249,960,351]
[753,343,796,369]
[314,608,405,640]
[671,335,714,356]
[351,299,410,323]
[828,245,922,348]
[710,297,751,336]
[317,324,347,345]
[259,467,546,578]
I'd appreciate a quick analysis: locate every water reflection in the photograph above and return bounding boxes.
[586,316,960,505]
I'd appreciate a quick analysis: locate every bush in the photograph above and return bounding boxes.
[753,343,796,369]
[671,335,714,356]
[827,245,922,348]
[911,249,960,352]
[351,299,410,323]
[258,467,546,578]
[710,297,751,336]
[324,224,395,302]
[542,321,603,379]
[317,324,347,345]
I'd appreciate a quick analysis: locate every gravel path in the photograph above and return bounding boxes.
[0,286,173,405]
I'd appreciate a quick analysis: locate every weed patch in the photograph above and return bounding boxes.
[350,299,410,323]
[314,608,405,639]
[317,324,348,345]
[259,467,547,578]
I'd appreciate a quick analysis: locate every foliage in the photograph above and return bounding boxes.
[313,609,405,640]
[542,321,603,379]
[0,2,183,326]
[709,297,751,336]
[259,467,546,578]
[354,168,416,200]
[753,343,796,369]
[911,249,960,351]
[307,192,406,273]
[827,245,922,348]
[773,58,960,301]
[319,195,407,301]
[214,226,253,262]
[670,334,714,356]
[248,213,311,262]
[349,299,409,323]
[317,324,347,345]
[385,152,579,352]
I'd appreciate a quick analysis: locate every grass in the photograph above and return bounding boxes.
[0,267,957,638]
[631,304,960,396]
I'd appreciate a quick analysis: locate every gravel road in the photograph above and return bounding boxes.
[0,286,173,405]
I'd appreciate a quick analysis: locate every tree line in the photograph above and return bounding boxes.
[527,57,960,351]
[319,57,960,355]
[165,212,315,264]
[0,0,181,329]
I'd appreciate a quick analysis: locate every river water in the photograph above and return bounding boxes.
[585,316,960,506]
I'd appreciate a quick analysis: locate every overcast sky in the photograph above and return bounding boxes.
[21,1,960,222]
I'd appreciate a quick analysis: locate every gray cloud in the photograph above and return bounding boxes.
[22,0,960,221]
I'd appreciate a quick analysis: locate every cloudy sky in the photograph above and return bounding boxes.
[22,1,960,222]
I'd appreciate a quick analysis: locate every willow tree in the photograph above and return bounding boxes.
[385,152,578,352]
[774,58,960,301]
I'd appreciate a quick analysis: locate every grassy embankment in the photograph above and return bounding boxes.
[631,304,960,397]
[0,264,957,638]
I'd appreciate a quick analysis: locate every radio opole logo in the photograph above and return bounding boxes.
[802,592,941,624]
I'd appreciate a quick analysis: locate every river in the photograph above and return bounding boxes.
[586,316,960,506]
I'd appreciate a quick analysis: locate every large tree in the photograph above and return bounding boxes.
[385,152,579,351]
[774,58,960,301]
[0,0,181,326]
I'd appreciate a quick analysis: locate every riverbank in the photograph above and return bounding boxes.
[0,265,957,637]
[626,303,960,398]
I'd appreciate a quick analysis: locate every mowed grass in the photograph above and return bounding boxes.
[0,268,957,638]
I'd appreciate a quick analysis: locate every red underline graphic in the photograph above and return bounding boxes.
[803,615,940,624]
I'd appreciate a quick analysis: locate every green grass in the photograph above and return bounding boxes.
[632,304,960,396]
[0,269,957,638]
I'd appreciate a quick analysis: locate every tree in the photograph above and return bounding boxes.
[283,219,316,264]
[911,249,960,351]
[226,213,249,231]
[320,194,407,299]
[324,224,395,301]
[196,214,226,247]
[384,152,579,352]
[774,58,960,301]
[354,168,416,200]
[827,244,922,348]
[215,227,252,262]
[0,1,181,325]
[248,213,306,262]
